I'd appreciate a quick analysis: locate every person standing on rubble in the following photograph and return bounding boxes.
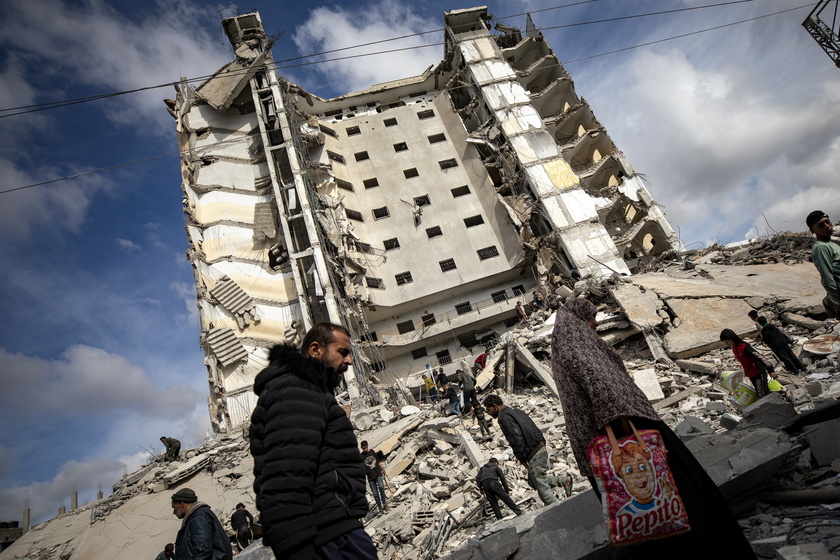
[515,301,528,322]
[444,382,461,416]
[806,210,840,319]
[436,367,449,390]
[230,503,254,549]
[360,440,389,514]
[720,328,773,398]
[482,394,572,505]
[160,436,181,462]
[551,298,756,558]
[756,316,807,374]
[169,488,232,560]
[457,369,477,414]
[249,323,377,560]
[476,458,523,519]
[422,374,439,403]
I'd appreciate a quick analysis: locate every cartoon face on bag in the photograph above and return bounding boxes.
[612,441,655,505]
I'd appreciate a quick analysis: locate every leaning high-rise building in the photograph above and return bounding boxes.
[169,7,680,433]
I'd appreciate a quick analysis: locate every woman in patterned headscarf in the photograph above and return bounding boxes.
[550,298,756,558]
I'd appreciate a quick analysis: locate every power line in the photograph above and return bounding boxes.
[0,0,760,119]
[0,3,805,196]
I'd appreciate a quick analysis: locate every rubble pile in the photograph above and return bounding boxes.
[691,232,815,267]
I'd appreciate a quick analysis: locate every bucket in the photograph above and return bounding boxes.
[730,382,758,408]
[768,378,784,393]
[720,371,744,393]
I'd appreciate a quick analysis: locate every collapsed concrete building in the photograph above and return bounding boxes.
[168,7,681,433]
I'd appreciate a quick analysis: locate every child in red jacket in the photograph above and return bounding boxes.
[720,329,773,398]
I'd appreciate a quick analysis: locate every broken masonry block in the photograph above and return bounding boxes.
[719,413,742,430]
[674,416,714,439]
[742,392,798,429]
[803,418,840,467]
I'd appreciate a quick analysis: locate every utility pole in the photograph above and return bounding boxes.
[803,0,840,67]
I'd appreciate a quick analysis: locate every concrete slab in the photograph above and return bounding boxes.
[610,283,663,329]
[803,418,840,466]
[514,342,558,398]
[675,416,714,438]
[631,368,665,402]
[676,359,716,375]
[664,297,756,358]
[653,384,710,411]
[363,415,424,455]
[457,429,487,467]
[742,392,799,429]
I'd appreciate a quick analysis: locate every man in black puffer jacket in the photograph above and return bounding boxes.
[249,323,376,560]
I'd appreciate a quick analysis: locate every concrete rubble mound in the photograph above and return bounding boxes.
[4,238,840,560]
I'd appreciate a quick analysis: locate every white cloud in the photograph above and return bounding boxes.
[115,238,141,252]
[0,345,203,417]
[291,0,441,96]
[170,281,200,326]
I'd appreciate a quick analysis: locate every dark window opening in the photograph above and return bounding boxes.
[426,226,442,238]
[439,258,457,272]
[455,302,473,315]
[397,320,415,334]
[428,133,446,144]
[512,284,526,296]
[327,150,345,164]
[491,290,508,303]
[363,178,379,189]
[395,271,413,286]
[366,277,383,289]
[384,117,398,127]
[383,238,400,251]
[464,215,484,228]
[353,241,373,253]
[354,151,370,161]
[361,331,378,342]
[373,206,390,220]
[503,316,519,328]
[451,185,471,197]
[411,347,428,359]
[335,179,353,191]
[319,124,337,138]
[417,109,435,120]
[371,361,387,372]
[346,209,363,221]
[403,168,419,179]
[436,349,452,364]
[439,159,458,170]
[478,245,500,260]
[421,313,436,327]
[346,126,361,136]
[394,142,408,152]
[414,195,431,207]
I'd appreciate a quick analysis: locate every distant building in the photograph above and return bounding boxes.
[168,7,680,433]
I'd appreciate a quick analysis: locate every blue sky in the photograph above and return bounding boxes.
[0,0,836,524]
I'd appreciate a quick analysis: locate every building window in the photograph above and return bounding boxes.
[319,124,337,138]
[355,151,370,161]
[395,271,413,285]
[439,258,457,272]
[373,206,390,220]
[363,178,379,189]
[451,185,471,197]
[403,168,419,179]
[371,361,387,372]
[436,349,452,364]
[397,319,415,334]
[361,331,378,342]
[421,313,436,327]
[426,226,442,238]
[512,284,525,296]
[335,179,353,191]
[411,347,428,359]
[366,277,383,289]
[455,301,473,315]
[414,195,431,207]
[428,133,446,144]
[346,209,363,221]
[346,125,361,136]
[383,237,400,251]
[439,159,458,170]
[477,245,499,260]
[384,117,398,127]
[464,215,484,228]
[394,142,408,152]
[353,241,373,253]
[491,290,508,303]
[417,109,435,120]
[327,150,345,164]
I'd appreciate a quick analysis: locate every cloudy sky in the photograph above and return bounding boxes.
[0,0,836,524]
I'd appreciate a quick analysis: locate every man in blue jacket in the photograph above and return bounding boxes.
[170,488,232,560]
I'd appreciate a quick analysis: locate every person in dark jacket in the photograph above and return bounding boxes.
[160,437,181,462]
[483,394,571,505]
[170,488,232,560]
[757,316,807,374]
[360,440,388,513]
[229,503,254,549]
[249,323,377,560]
[154,543,175,560]
[444,382,461,416]
[476,458,522,519]
[457,369,477,414]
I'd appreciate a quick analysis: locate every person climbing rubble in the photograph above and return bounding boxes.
[444,382,461,416]
[169,488,232,560]
[249,322,377,560]
[230,503,254,550]
[360,440,389,514]
[154,543,174,560]
[457,369,477,414]
[482,394,572,506]
[806,210,840,319]
[476,458,522,519]
[160,437,181,462]
[551,298,756,558]
[756,316,807,374]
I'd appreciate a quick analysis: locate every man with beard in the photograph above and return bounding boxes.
[249,323,377,560]
[169,488,232,560]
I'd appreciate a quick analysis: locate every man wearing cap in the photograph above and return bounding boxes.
[806,210,840,319]
[250,323,376,560]
[170,488,232,560]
